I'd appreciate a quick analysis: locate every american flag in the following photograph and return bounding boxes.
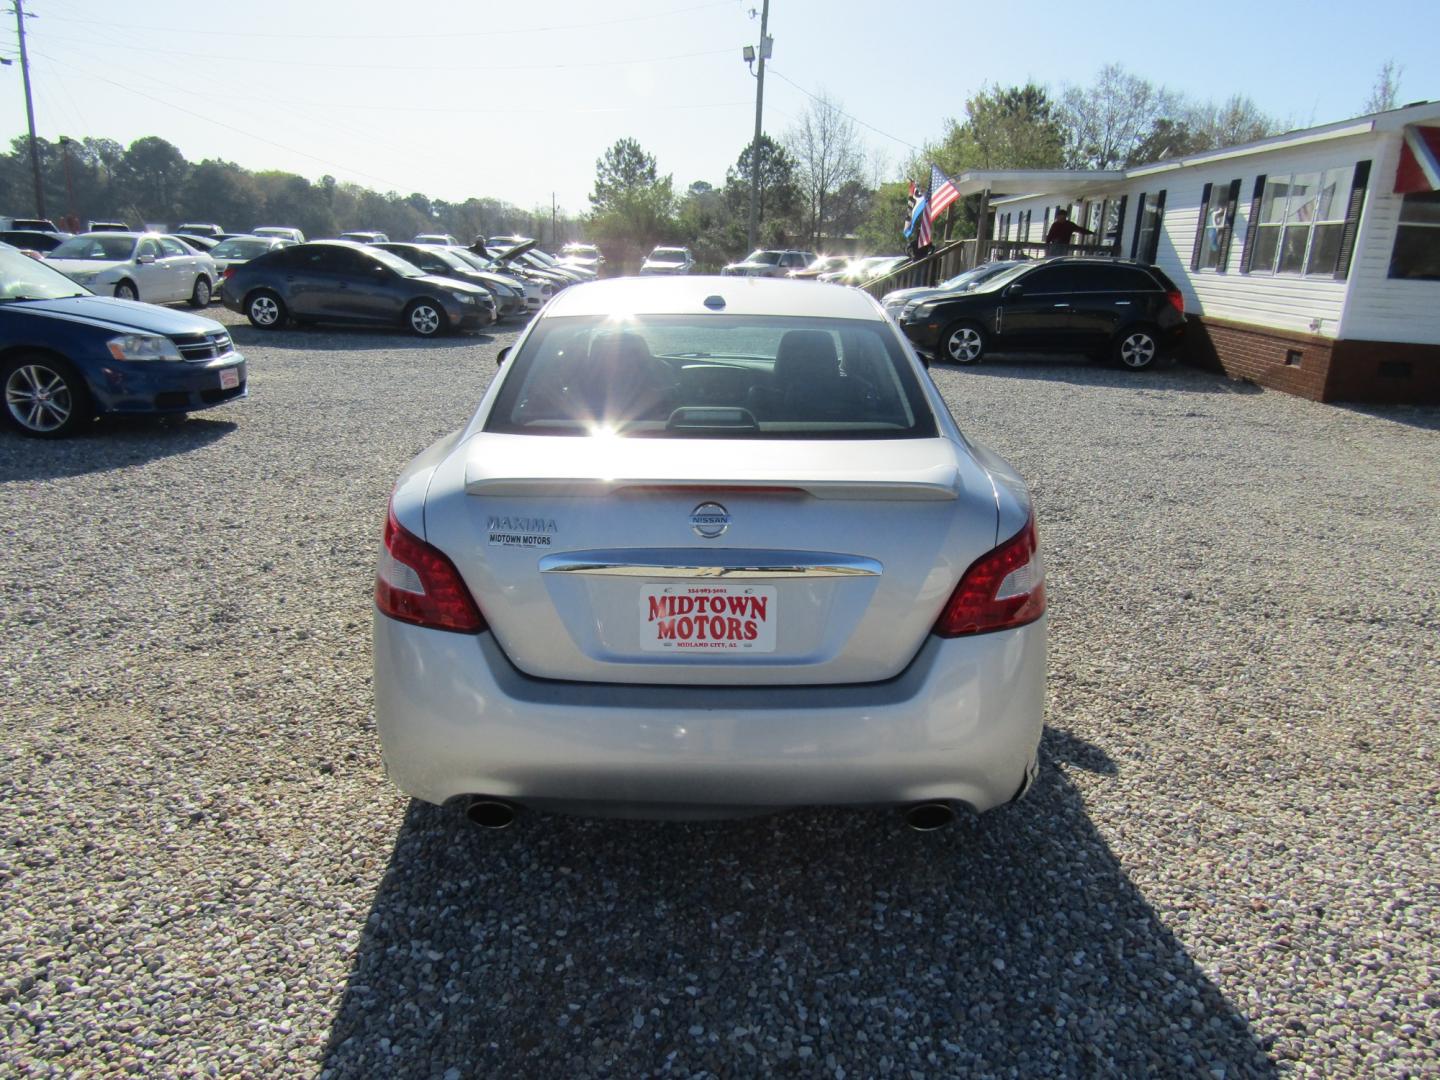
[928,164,960,222]
[917,198,932,247]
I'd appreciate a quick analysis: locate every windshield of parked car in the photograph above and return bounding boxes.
[0,244,92,299]
[938,262,1014,290]
[449,248,502,273]
[48,235,137,261]
[211,239,273,260]
[649,248,687,262]
[742,250,781,265]
[968,262,1033,292]
[364,246,425,277]
[486,314,935,440]
[564,245,598,257]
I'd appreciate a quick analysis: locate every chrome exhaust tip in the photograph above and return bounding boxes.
[903,802,957,831]
[464,797,517,830]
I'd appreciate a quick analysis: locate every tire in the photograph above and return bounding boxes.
[113,280,138,301]
[246,290,287,329]
[940,321,986,365]
[1114,326,1160,371]
[2,353,92,438]
[406,299,448,337]
[188,276,212,308]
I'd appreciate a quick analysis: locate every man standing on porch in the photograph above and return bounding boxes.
[1044,208,1094,254]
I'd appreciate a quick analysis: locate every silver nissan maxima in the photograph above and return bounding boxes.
[373,276,1046,828]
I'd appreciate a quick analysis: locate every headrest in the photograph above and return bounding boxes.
[775,329,839,382]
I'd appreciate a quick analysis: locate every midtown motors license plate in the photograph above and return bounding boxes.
[639,583,777,653]
[218,367,240,390]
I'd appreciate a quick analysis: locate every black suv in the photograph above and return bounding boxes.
[896,257,1186,371]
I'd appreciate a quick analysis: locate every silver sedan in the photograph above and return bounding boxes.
[373,277,1046,828]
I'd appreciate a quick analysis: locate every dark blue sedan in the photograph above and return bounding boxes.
[0,242,246,438]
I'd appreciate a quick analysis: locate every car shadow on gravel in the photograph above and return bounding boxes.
[227,325,498,353]
[321,728,1277,1079]
[0,415,236,482]
[931,355,1264,395]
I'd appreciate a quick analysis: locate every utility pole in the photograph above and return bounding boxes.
[59,135,76,230]
[745,0,770,253]
[551,192,557,246]
[13,0,44,218]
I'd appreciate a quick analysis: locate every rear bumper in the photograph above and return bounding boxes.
[373,615,1045,816]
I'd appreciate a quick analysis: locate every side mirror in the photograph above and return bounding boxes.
[1004,283,1024,298]
[137,254,155,265]
[496,346,510,366]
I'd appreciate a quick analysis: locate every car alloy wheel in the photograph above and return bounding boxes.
[407,302,444,337]
[114,281,137,301]
[4,360,82,437]
[190,276,211,308]
[1117,330,1158,370]
[944,324,984,365]
[248,293,283,328]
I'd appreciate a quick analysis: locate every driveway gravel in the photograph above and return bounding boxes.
[1,312,1436,1078]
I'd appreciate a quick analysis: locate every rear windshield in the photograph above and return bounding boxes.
[486,314,935,440]
[211,239,272,259]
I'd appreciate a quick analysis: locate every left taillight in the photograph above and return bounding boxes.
[375,503,484,633]
[933,513,1046,637]
[1166,287,1184,315]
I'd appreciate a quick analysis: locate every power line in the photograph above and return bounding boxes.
[33,48,751,118]
[766,67,921,151]
[37,35,739,73]
[36,0,733,40]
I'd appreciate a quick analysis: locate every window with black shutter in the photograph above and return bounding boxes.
[1131,194,1147,259]
[1143,190,1165,264]
[1334,160,1370,279]
[1243,166,1361,276]
[1191,183,1213,270]
[1196,180,1241,271]
[1240,175,1267,273]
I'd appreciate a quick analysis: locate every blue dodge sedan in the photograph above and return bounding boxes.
[0,242,246,437]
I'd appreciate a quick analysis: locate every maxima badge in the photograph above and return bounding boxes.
[690,502,730,539]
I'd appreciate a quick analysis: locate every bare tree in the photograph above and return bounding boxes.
[785,92,865,248]
[1059,64,1178,170]
[1364,60,1403,114]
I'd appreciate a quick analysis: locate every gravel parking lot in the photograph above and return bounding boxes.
[2,311,1436,1078]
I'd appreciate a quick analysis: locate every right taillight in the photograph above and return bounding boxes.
[375,503,484,633]
[933,514,1046,637]
[1166,287,1184,315]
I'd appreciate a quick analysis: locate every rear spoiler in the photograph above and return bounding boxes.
[465,475,960,501]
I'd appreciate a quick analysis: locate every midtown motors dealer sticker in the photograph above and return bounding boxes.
[486,515,557,548]
[640,583,777,653]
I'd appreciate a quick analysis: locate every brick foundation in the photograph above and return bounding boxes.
[1185,316,1440,404]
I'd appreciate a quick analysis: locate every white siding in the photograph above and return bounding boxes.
[1339,134,1440,344]
[1153,136,1384,338]
[989,132,1421,343]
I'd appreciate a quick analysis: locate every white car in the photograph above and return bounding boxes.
[252,226,305,244]
[372,276,1046,829]
[558,242,604,275]
[639,246,695,275]
[46,232,218,306]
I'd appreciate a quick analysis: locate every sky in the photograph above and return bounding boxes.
[3,0,1437,216]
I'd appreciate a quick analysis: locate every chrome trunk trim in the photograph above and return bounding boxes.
[539,549,882,579]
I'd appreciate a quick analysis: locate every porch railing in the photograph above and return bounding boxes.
[859,239,973,301]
